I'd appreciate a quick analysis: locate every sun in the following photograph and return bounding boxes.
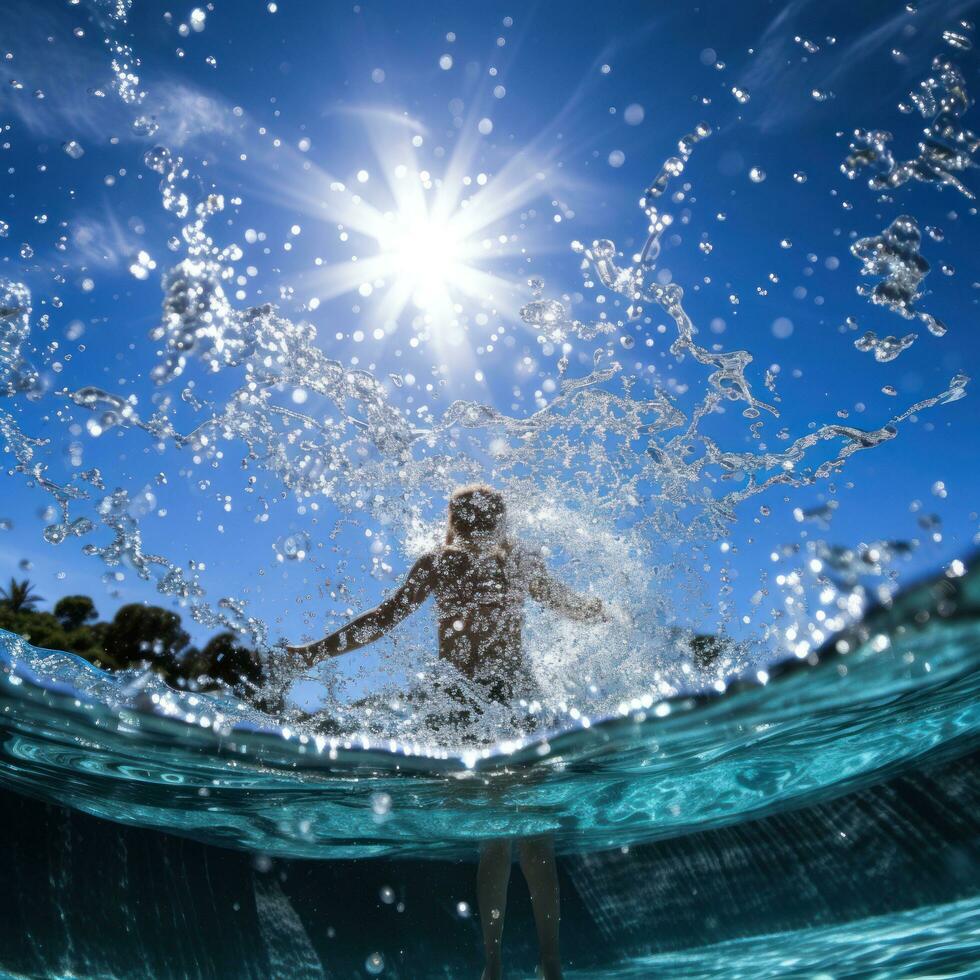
[258,120,556,350]
[376,209,470,316]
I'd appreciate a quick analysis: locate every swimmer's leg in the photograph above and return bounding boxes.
[517,835,562,980]
[478,838,513,980]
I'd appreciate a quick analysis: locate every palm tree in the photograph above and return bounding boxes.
[0,578,45,613]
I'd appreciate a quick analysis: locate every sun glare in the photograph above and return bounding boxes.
[262,123,554,351]
[379,212,467,312]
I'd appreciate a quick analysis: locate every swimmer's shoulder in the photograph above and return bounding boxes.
[429,545,472,571]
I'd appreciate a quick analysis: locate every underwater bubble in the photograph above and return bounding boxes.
[608,149,625,168]
[772,317,794,339]
[365,952,385,975]
[749,167,766,183]
[379,885,396,904]
[371,792,392,816]
[731,85,750,104]
[19,244,33,259]
[456,901,472,918]
[62,140,84,159]
[189,7,206,31]
[792,171,807,183]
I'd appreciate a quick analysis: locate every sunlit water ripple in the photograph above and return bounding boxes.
[2,559,977,862]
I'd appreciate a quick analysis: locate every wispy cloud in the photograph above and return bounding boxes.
[145,81,239,147]
[737,0,980,132]
[70,209,141,269]
[0,0,239,150]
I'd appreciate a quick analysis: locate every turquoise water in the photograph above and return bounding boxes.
[573,897,980,979]
[1,559,978,975]
[2,563,978,860]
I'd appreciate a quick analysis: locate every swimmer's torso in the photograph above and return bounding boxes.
[428,545,534,697]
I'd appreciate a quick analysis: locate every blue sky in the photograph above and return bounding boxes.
[1,0,978,659]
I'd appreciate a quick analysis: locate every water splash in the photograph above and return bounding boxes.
[842,36,977,199]
[853,330,917,362]
[0,4,972,744]
[850,215,947,336]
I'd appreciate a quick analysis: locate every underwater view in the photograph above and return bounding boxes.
[1,0,979,976]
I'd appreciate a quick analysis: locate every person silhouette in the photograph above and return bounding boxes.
[287,484,606,980]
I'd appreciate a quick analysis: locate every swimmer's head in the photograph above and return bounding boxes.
[446,484,507,548]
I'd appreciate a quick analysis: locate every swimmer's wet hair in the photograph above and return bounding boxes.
[446,484,507,545]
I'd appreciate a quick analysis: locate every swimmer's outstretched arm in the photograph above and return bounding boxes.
[287,554,436,666]
[528,557,607,623]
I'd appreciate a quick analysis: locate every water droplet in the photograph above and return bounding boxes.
[143,145,172,174]
[623,103,644,125]
[942,30,972,51]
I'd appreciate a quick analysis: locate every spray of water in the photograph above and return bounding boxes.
[0,4,972,743]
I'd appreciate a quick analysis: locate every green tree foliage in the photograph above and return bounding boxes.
[0,578,44,613]
[102,603,191,673]
[187,632,264,691]
[0,582,263,693]
[53,595,98,631]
